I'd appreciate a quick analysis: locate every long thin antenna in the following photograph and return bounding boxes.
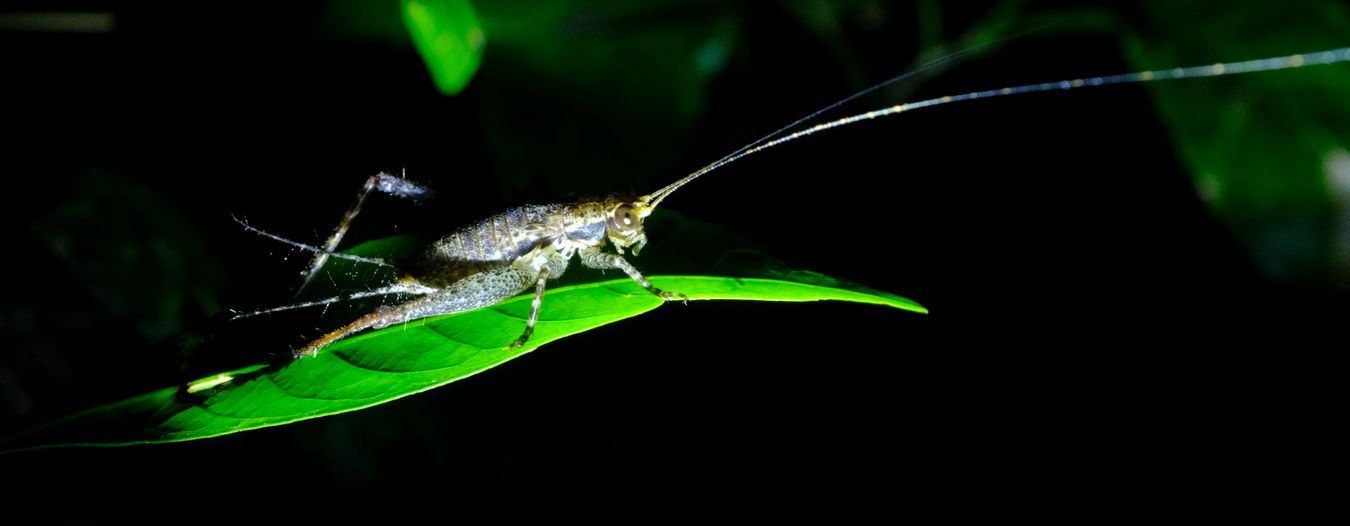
[643,47,1350,208]
[641,13,1080,208]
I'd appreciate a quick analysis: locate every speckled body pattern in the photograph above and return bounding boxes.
[292,188,677,358]
[413,201,609,287]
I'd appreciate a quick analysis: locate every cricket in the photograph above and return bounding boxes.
[235,45,1350,360]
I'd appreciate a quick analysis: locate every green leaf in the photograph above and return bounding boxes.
[402,0,486,95]
[1,275,923,453]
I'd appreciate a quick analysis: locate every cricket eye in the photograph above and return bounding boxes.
[614,205,638,229]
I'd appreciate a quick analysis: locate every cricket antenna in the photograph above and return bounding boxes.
[641,46,1350,209]
[640,40,993,209]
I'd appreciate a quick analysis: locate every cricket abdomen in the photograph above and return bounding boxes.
[412,204,560,287]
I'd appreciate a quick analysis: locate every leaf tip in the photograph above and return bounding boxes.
[402,0,486,96]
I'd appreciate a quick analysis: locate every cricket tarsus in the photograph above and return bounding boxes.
[252,46,1350,358]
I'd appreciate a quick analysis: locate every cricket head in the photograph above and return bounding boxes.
[603,194,653,256]
[603,161,717,256]
[608,167,709,256]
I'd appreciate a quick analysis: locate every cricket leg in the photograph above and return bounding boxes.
[231,280,436,320]
[511,267,551,349]
[300,172,431,292]
[233,216,395,268]
[293,266,532,359]
[579,247,688,302]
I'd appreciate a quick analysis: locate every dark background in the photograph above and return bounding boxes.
[1,0,1341,520]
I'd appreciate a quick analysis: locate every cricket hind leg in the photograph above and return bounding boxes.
[294,266,534,359]
[233,216,395,268]
[300,172,432,292]
[579,247,688,302]
[231,280,436,320]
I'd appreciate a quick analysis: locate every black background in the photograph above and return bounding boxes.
[1,1,1340,521]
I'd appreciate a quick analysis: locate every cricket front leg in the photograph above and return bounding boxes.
[294,267,533,359]
[579,247,688,302]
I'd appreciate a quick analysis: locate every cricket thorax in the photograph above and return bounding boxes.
[408,196,648,288]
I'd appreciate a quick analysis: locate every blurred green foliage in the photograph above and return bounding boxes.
[30,172,223,341]
[403,0,484,95]
[1128,0,1350,284]
[472,0,743,194]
